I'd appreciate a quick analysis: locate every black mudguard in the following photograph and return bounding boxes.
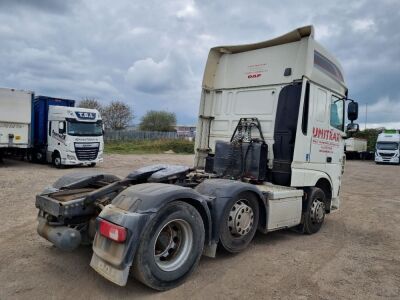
[195,179,268,241]
[91,183,212,286]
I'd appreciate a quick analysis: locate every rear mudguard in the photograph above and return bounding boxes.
[91,183,212,286]
[195,179,268,239]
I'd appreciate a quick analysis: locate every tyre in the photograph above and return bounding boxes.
[89,163,96,167]
[133,201,205,291]
[302,187,326,234]
[52,152,63,169]
[219,192,259,253]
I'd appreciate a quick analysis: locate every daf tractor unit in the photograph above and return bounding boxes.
[0,90,104,167]
[35,25,359,290]
[375,130,400,164]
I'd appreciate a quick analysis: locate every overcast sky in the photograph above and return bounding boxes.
[0,0,399,127]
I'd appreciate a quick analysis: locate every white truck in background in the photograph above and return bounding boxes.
[345,137,368,159]
[375,130,400,164]
[0,89,104,167]
[0,88,33,161]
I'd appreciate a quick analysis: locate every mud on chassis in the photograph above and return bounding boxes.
[36,119,328,291]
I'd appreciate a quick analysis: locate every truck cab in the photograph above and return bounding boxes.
[195,25,358,212]
[47,106,104,167]
[375,130,400,164]
[32,96,104,167]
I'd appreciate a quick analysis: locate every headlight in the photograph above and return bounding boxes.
[67,154,76,160]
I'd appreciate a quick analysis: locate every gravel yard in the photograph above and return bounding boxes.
[0,155,399,299]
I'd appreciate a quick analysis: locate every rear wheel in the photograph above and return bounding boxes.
[219,192,259,253]
[302,187,326,234]
[133,201,204,291]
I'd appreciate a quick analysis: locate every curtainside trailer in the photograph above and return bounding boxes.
[35,25,360,290]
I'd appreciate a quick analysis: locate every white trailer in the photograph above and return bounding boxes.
[345,137,367,159]
[0,88,33,159]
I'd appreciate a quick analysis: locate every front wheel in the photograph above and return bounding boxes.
[302,187,326,234]
[132,201,205,291]
[52,152,63,169]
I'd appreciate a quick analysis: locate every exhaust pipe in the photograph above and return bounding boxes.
[37,218,81,251]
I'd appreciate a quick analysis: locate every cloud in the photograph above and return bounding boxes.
[125,51,195,94]
[0,0,77,14]
[176,0,198,18]
[352,19,375,32]
[0,0,399,126]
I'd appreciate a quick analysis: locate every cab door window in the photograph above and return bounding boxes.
[330,96,344,131]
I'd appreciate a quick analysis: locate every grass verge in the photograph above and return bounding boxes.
[104,139,195,154]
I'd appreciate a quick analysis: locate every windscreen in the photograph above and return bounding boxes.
[376,142,398,151]
[67,120,102,136]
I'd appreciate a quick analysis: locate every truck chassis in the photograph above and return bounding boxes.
[36,160,326,290]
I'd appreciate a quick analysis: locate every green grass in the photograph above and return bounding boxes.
[104,139,195,154]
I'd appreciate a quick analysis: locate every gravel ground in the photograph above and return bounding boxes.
[0,155,399,299]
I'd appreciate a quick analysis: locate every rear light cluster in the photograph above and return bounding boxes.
[99,219,127,243]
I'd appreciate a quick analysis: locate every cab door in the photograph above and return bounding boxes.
[309,85,330,171]
[325,94,346,206]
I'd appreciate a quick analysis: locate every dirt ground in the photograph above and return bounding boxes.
[0,155,399,300]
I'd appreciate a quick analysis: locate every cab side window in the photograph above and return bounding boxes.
[330,96,344,131]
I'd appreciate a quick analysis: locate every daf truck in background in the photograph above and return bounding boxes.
[35,25,359,290]
[30,96,104,167]
[0,89,104,167]
[345,137,368,159]
[0,88,33,161]
[375,130,400,164]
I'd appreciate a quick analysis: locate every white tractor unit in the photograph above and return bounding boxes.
[375,130,400,164]
[35,26,359,290]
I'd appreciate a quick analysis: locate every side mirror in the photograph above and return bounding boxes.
[348,101,358,121]
[347,122,359,133]
[58,122,65,134]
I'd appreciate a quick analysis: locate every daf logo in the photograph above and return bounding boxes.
[75,111,96,120]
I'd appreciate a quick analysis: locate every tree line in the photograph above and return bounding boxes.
[79,98,176,131]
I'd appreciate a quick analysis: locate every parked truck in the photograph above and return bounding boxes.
[375,130,400,164]
[345,137,367,159]
[35,25,359,290]
[0,90,104,167]
[0,88,33,160]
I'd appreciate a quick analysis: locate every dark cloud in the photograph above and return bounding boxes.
[0,0,77,14]
[0,0,399,126]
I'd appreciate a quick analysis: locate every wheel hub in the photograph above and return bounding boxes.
[154,219,193,272]
[228,200,254,237]
[310,199,325,223]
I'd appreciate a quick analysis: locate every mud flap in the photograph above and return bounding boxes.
[90,253,130,286]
